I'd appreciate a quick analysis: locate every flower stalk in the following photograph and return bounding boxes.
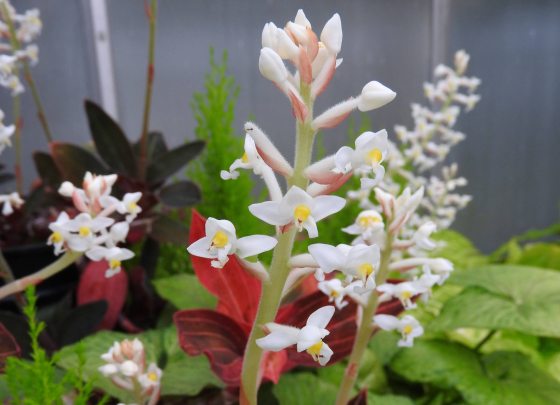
[139,0,157,179]
[240,85,316,405]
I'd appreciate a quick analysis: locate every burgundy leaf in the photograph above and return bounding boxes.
[76,260,128,330]
[0,322,20,371]
[349,389,369,405]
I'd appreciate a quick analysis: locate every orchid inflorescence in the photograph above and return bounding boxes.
[183,9,470,404]
[99,338,162,405]
[47,172,142,278]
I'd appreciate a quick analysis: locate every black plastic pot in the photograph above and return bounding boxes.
[1,244,79,311]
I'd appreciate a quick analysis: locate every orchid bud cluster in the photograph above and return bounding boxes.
[0,0,41,96]
[348,50,480,233]
[99,338,162,405]
[188,9,398,369]
[47,172,141,277]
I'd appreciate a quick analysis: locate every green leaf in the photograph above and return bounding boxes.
[516,243,560,271]
[273,372,338,405]
[432,265,560,337]
[50,142,107,184]
[158,181,201,208]
[367,393,414,405]
[160,352,223,396]
[390,340,560,405]
[152,274,216,310]
[432,229,488,269]
[150,214,190,245]
[33,151,62,187]
[146,140,205,185]
[85,100,137,177]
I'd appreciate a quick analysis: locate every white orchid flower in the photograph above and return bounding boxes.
[373,314,424,347]
[256,306,335,366]
[390,257,453,284]
[86,246,135,278]
[377,281,424,310]
[412,221,437,250]
[187,217,277,269]
[334,130,388,174]
[138,363,162,391]
[318,278,361,310]
[65,213,114,252]
[0,113,15,154]
[47,211,71,255]
[415,265,442,301]
[342,210,385,245]
[249,186,345,238]
[101,192,142,222]
[0,192,24,216]
[308,243,380,292]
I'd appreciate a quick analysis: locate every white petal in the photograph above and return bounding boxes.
[357,81,396,111]
[318,343,334,366]
[312,195,346,221]
[86,246,108,261]
[249,201,289,226]
[256,330,298,352]
[187,237,215,259]
[303,217,318,238]
[373,314,400,331]
[320,13,342,54]
[259,47,288,83]
[236,235,277,258]
[306,305,335,329]
[308,244,345,273]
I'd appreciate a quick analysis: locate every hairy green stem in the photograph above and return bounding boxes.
[0,251,81,301]
[0,2,53,143]
[139,0,158,179]
[240,88,315,405]
[335,235,394,405]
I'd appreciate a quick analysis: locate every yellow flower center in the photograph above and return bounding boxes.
[127,201,138,213]
[400,290,413,300]
[79,226,91,237]
[147,371,159,382]
[330,290,340,298]
[211,231,229,248]
[241,152,249,163]
[50,231,63,244]
[110,259,121,270]
[294,204,311,223]
[358,215,381,228]
[403,324,413,335]
[367,148,383,165]
[358,263,374,278]
[306,340,324,356]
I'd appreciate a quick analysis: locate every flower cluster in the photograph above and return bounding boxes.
[47,172,141,277]
[0,0,41,96]
[0,109,14,155]
[99,338,162,405]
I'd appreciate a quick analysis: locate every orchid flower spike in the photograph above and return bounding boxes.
[256,306,335,366]
[249,186,345,238]
[308,243,380,292]
[187,217,277,268]
[318,278,361,310]
[373,314,424,347]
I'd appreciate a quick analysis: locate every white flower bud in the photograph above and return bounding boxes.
[358,81,396,111]
[259,47,288,83]
[58,181,75,197]
[261,22,278,49]
[320,13,342,54]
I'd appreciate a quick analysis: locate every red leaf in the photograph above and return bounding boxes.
[77,260,128,330]
[0,323,20,372]
[189,210,262,328]
[349,389,368,405]
[174,309,248,386]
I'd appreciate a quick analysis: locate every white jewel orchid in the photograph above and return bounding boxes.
[342,210,385,246]
[138,363,163,392]
[100,191,142,223]
[86,246,135,278]
[377,281,424,310]
[0,109,15,154]
[47,211,71,255]
[65,213,114,252]
[308,243,380,291]
[318,278,361,309]
[412,221,437,250]
[415,265,442,301]
[187,217,278,269]
[249,186,345,238]
[373,314,424,347]
[256,306,335,366]
[0,191,23,216]
[390,257,453,284]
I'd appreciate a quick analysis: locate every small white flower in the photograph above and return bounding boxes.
[342,210,384,245]
[390,257,453,285]
[334,130,388,175]
[377,281,423,310]
[412,221,437,250]
[415,265,441,301]
[86,246,134,278]
[120,360,139,377]
[0,192,24,216]
[187,217,277,268]
[256,306,335,366]
[308,243,380,291]
[373,314,424,347]
[66,213,114,252]
[47,211,71,255]
[98,363,118,377]
[138,363,162,391]
[101,192,142,222]
[0,118,15,155]
[318,278,361,309]
[358,81,397,112]
[249,186,345,238]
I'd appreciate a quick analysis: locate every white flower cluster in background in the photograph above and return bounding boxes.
[99,338,162,404]
[0,0,41,96]
[48,172,142,277]
[348,49,480,232]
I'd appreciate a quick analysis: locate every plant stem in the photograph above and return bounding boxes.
[0,249,25,307]
[13,85,23,194]
[474,330,496,352]
[0,2,53,143]
[335,235,394,405]
[0,251,81,301]
[240,87,315,405]
[139,0,157,179]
